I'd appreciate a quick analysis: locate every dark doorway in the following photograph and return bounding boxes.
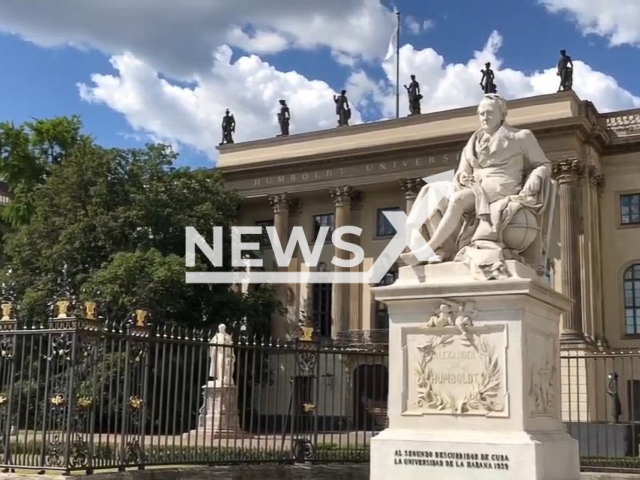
[312,283,332,337]
[353,364,388,430]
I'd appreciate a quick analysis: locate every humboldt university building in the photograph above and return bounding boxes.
[218,91,640,423]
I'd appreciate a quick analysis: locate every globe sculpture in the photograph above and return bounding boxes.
[502,209,540,253]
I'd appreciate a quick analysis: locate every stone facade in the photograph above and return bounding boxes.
[217,91,640,423]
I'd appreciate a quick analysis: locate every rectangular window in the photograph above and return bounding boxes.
[314,214,334,242]
[624,264,640,335]
[621,193,640,225]
[376,207,401,237]
[374,270,398,330]
[255,219,274,249]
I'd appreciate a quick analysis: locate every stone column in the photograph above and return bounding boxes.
[399,178,423,213]
[553,158,586,345]
[329,186,356,337]
[268,193,291,340]
[589,167,607,347]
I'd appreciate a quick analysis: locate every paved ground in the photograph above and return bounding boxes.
[0,465,639,479]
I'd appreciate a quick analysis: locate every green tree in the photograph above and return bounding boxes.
[0,116,84,227]
[2,125,277,334]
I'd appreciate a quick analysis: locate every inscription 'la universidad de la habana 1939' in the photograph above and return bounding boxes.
[394,449,510,470]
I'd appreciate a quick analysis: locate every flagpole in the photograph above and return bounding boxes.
[395,11,400,119]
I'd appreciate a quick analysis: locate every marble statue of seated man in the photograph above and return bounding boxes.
[401,94,553,278]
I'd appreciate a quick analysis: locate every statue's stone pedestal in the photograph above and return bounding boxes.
[370,261,579,480]
[186,382,250,439]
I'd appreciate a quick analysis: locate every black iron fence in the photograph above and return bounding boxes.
[562,349,640,472]
[0,301,389,473]
[1,298,640,474]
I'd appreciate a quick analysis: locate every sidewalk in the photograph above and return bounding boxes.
[1,465,640,479]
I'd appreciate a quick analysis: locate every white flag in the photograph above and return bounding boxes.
[384,26,397,61]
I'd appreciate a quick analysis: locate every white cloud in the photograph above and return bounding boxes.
[405,16,422,35]
[405,15,435,35]
[0,1,637,166]
[348,30,640,119]
[423,19,436,32]
[331,50,359,68]
[77,29,639,164]
[0,0,396,79]
[78,47,362,160]
[225,27,289,55]
[540,0,640,47]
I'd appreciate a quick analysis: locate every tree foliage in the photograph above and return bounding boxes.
[2,118,277,334]
[0,116,84,226]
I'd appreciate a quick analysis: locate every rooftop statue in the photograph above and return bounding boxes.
[220,109,235,145]
[557,50,574,92]
[277,99,290,136]
[480,62,497,94]
[404,74,422,115]
[334,90,351,127]
[401,94,554,279]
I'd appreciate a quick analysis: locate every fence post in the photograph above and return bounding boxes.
[0,299,18,472]
[46,296,80,475]
[74,300,102,474]
[118,319,131,471]
[137,311,153,470]
[292,325,317,462]
[119,308,151,471]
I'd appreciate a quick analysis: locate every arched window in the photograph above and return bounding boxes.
[624,264,640,334]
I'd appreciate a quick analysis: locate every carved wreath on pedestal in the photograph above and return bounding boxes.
[414,301,504,415]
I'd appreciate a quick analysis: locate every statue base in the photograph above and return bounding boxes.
[370,261,579,480]
[184,382,251,439]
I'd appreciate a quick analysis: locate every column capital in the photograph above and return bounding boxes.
[588,165,606,192]
[399,178,424,200]
[330,186,357,207]
[268,193,293,214]
[552,158,584,184]
[288,198,303,216]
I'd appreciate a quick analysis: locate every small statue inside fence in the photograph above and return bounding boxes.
[606,372,622,423]
[210,324,235,386]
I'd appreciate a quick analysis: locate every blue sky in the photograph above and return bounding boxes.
[0,0,639,168]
